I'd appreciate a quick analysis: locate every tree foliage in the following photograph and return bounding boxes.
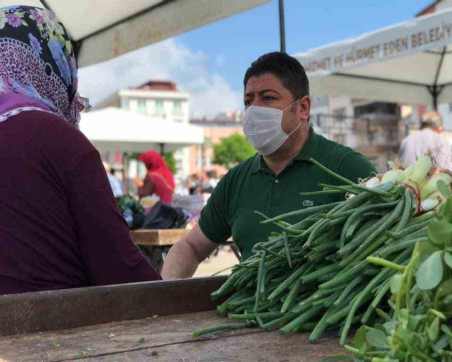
[163,152,177,173]
[213,133,255,169]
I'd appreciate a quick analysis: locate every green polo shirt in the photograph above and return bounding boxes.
[199,130,376,259]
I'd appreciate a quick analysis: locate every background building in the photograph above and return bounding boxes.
[189,112,243,177]
[98,80,245,185]
[119,81,189,123]
[118,81,191,181]
[311,97,404,170]
[309,0,452,171]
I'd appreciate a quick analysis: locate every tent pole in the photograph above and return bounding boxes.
[431,47,447,111]
[73,41,83,62]
[39,0,51,10]
[433,87,438,111]
[428,85,444,111]
[159,143,165,155]
[279,0,286,53]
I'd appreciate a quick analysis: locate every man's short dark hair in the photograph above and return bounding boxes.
[243,52,309,99]
[420,111,443,130]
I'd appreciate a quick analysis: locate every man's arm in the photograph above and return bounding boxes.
[338,150,376,183]
[138,175,154,198]
[161,224,218,279]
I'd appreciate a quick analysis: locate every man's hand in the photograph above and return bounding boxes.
[161,224,218,279]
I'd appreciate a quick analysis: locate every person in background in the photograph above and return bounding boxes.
[161,52,376,279]
[138,150,175,204]
[202,170,220,194]
[399,111,452,170]
[188,173,203,195]
[103,162,124,198]
[0,5,160,295]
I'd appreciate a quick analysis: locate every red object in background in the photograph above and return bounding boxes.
[417,104,428,118]
[138,150,175,204]
[114,149,122,164]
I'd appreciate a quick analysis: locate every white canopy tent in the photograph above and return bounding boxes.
[9,0,270,67]
[79,107,204,154]
[295,8,452,110]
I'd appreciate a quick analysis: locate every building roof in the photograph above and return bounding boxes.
[190,119,243,127]
[135,81,178,92]
[190,112,243,127]
[416,0,443,17]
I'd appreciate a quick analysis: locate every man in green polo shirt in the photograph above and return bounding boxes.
[161,52,375,279]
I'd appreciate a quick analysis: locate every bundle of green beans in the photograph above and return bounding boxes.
[193,157,447,344]
[345,195,452,361]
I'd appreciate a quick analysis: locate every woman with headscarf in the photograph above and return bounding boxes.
[138,150,175,204]
[0,5,160,294]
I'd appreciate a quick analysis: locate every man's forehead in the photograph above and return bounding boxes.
[245,73,285,93]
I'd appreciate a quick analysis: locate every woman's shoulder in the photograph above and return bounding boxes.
[29,110,93,147]
[14,110,98,168]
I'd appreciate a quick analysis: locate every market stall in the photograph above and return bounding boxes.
[295,7,452,110]
[6,0,271,67]
[78,107,204,154]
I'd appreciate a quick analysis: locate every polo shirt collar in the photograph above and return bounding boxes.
[294,127,318,161]
[251,127,318,174]
[251,153,265,174]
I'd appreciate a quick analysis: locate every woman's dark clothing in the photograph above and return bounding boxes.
[0,110,161,294]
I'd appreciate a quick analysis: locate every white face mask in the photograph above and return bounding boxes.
[243,101,302,156]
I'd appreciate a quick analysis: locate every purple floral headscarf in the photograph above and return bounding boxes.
[0,6,83,126]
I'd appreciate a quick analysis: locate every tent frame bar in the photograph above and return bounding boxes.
[430,47,447,110]
[41,0,175,61]
[334,72,430,88]
[425,49,452,55]
[77,0,176,43]
[39,0,50,10]
[41,0,175,44]
[334,72,452,110]
[427,85,444,110]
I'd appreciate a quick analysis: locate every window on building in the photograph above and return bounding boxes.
[129,99,138,112]
[174,100,183,116]
[333,107,347,122]
[354,102,399,117]
[155,99,164,116]
[137,99,146,114]
[121,98,129,109]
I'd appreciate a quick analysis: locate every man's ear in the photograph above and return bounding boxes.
[298,96,311,121]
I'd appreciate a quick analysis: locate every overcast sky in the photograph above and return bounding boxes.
[78,39,241,118]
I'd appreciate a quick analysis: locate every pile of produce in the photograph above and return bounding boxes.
[194,155,452,344]
[346,195,452,361]
[116,194,145,229]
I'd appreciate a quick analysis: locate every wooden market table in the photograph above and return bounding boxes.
[130,229,188,247]
[130,229,241,271]
[130,229,188,271]
[0,277,346,361]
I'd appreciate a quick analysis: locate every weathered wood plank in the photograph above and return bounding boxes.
[0,276,226,337]
[0,311,346,362]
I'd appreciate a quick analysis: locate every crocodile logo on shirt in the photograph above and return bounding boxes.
[302,200,314,207]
